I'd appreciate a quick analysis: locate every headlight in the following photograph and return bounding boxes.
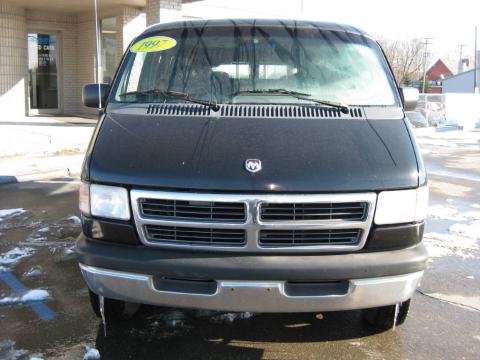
[79,183,130,220]
[374,186,428,225]
[79,182,90,215]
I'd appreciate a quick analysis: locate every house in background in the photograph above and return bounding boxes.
[423,59,453,93]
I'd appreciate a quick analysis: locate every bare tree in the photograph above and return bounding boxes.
[378,38,425,86]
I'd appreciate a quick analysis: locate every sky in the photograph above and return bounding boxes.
[183,0,480,71]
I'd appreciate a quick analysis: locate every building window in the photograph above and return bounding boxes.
[101,17,117,84]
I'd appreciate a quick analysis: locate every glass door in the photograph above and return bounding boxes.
[28,33,60,113]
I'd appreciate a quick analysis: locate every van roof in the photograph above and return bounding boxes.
[142,19,370,38]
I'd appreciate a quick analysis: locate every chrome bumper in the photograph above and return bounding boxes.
[80,264,423,312]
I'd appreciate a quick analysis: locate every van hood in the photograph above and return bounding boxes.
[87,109,419,192]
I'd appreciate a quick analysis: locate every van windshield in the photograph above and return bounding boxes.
[113,25,398,106]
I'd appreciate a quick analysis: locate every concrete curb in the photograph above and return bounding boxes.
[0,169,80,185]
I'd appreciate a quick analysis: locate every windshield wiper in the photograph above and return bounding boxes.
[234,88,311,97]
[233,88,349,114]
[117,89,220,111]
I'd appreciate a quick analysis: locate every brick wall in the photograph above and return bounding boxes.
[0,2,27,118]
[146,0,182,26]
[0,2,170,118]
[76,12,98,115]
[117,7,146,61]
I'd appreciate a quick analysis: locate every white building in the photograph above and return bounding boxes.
[0,0,201,119]
[442,68,480,94]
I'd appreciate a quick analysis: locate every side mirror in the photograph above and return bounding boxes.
[400,87,419,111]
[82,83,110,108]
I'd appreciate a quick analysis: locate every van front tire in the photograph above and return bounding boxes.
[363,299,411,330]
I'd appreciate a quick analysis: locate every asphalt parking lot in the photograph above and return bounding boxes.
[1,129,479,359]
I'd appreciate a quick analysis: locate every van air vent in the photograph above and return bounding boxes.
[146,104,364,119]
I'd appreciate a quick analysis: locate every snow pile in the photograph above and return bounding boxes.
[64,246,75,255]
[462,211,480,220]
[449,221,480,240]
[427,204,480,221]
[66,215,81,224]
[22,289,49,302]
[24,266,43,277]
[427,204,464,221]
[424,229,479,259]
[0,289,49,305]
[83,346,101,360]
[0,247,35,266]
[0,208,25,221]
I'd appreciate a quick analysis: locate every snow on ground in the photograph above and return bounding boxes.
[424,214,480,259]
[449,221,480,240]
[0,289,49,305]
[66,215,81,224]
[83,346,101,360]
[428,204,465,221]
[413,128,480,154]
[24,266,43,277]
[424,232,478,259]
[210,312,255,323]
[0,340,27,360]
[428,204,480,221]
[0,208,25,221]
[0,247,35,266]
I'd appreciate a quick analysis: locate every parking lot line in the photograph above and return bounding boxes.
[0,270,56,321]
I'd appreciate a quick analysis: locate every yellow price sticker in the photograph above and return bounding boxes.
[130,36,177,53]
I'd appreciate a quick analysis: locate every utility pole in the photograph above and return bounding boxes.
[474,26,478,93]
[422,37,434,93]
[93,0,102,108]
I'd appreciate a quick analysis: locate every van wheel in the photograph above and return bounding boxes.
[363,299,410,330]
[88,289,126,320]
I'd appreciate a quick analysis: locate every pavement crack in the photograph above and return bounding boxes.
[416,289,480,312]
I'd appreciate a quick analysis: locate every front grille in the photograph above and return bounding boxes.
[259,229,362,247]
[145,225,246,246]
[132,190,376,253]
[140,198,246,222]
[260,202,367,221]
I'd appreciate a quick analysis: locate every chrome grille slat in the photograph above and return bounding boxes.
[260,202,368,221]
[131,190,377,253]
[145,225,246,246]
[140,198,245,222]
[259,229,362,247]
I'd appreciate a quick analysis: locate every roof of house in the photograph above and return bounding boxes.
[426,59,453,81]
[442,67,480,82]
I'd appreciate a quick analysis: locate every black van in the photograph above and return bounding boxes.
[77,19,428,330]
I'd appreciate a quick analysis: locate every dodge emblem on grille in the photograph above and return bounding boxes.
[245,159,262,173]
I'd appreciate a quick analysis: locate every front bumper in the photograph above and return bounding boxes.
[79,263,423,312]
[77,234,427,312]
